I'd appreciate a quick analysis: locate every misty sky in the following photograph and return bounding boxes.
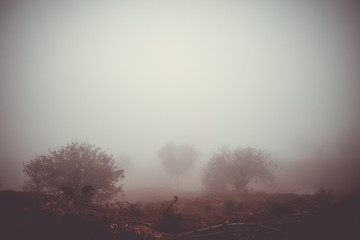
[0,0,359,190]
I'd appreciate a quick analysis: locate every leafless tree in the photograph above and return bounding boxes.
[203,147,274,191]
[22,141,124,201]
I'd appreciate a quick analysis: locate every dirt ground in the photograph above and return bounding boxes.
[0,189,359,240]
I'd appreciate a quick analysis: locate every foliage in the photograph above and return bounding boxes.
[158,142,199,179]
[203,147,274,192]
[22,141,124,201]
[155,196,183,233]
[202,148,232,192]
[314,187,333,205]
[223,199,243,216]
[315,187,333,197]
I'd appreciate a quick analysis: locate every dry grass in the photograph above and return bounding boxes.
[1,189,359,240]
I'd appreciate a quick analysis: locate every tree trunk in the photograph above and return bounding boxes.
[177,175,180,191]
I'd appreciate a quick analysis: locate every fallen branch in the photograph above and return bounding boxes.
[173,222,287,239]
[175,222,257,239]
[258,224,287,234]
[126,221,153,226]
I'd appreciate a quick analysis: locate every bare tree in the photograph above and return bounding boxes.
[202,148,231,192]
[158,142,199,189]
[203,147,274,192]
[22,141,124,201]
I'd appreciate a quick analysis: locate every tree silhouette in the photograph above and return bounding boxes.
[203,147,274,191]
[158,142,199,189]
[22,141,124,201]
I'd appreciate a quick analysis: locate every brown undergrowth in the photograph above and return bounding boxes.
[0,189,359,240]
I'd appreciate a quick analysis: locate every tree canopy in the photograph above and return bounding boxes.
[158,142,199,187]
[203,147,274,192]
[22,141,124,201]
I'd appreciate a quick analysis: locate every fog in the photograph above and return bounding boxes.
[1,1,359,194]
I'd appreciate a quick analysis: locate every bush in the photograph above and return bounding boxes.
[203,147,274,192]
[23,141,124,202]
[223,199,243,216]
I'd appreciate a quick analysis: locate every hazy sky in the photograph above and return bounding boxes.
[1,0,359,189]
